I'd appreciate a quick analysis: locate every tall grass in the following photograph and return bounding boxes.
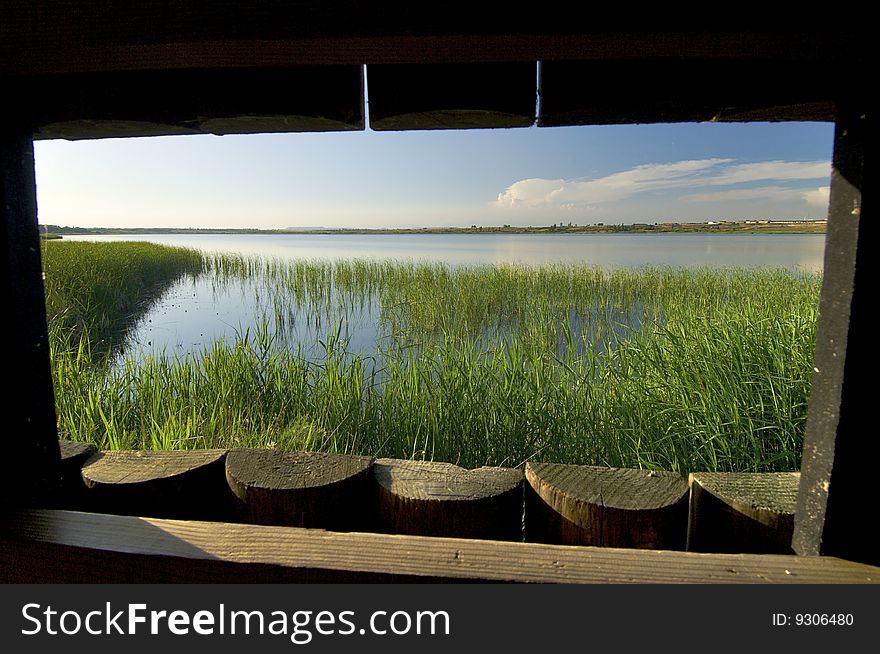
[43,240,204,354]
[46,246,822,472]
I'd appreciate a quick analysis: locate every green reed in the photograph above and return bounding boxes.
[42,240,204,355]
[47,247,822,473]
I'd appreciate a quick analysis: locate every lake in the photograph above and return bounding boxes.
[64,232,826,270]
[63,232,826,361]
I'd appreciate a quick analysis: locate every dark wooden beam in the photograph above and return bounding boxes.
[368,63,535,130]
[1,2,867,77]
[12,52,852,140]
[2,6,867,138]
[794,107,876,566]
[538,60,840,126]
[22,67,364,140]
[0,130,59,508]
[4,2,855,54]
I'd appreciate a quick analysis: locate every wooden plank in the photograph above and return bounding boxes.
[688,472,799,554]
[538,60,841,126]
[14,51,851,139]
[1,509,878,583]
[794,107,877,566]
[0,18,866,138]
[0,33,864,77]
[525,463,689,549]
[0,130,60,510]
[0,3,868,76]
[225,449,374,531]
[367,63,535,130]
[80,449,233,521]
[24,67,364,140]
[372,458,523,540]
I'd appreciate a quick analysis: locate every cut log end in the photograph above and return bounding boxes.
[81,449,228,486]
[226,449,373,491]
[373,458,523,540]
[225,449,374,530]
[525,462,689,549]
[79,449,231,521]
[688,471,799,554]
[374,458,522,500]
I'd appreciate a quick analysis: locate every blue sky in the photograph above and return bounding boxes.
[33,121,834,229]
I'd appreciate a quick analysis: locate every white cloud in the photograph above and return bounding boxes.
[494,178,568,208]
[493,158,831,210]
[494,159,732,208]
[710,161,831,185]
[803,186,831,208]
[682,186,808,203]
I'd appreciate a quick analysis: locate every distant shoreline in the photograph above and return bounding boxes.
[40,220,827,238]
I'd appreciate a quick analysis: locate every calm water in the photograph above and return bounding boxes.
[64,232,826,360]
[65,232,826,270]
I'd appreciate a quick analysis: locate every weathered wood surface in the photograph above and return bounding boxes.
[525,463,689,549]
[2,509,878,583]
[1,4,867,76]
[80,449,232,521]
[0,130,60,509]
[794,108,877,566]
[367,63,535,130]
[225,449,374,530]
[373,458,523,540]
[689,472,799,554]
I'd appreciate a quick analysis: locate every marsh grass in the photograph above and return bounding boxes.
[42,240,204,356]
[47,245,821,472]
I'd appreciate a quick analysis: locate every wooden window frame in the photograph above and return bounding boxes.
[1,12,875,581]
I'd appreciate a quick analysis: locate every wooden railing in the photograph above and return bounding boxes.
[1,439,875,583]
[53,440,801,554]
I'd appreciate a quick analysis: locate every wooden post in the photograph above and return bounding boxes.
[372,458,523,541]
[80,449,233,521]
[225,449,374,531]
[0,129,59,509]
[793,107,877,565]
[688,472,799,554]
[525,463,689,549]
[51,440,98,510]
